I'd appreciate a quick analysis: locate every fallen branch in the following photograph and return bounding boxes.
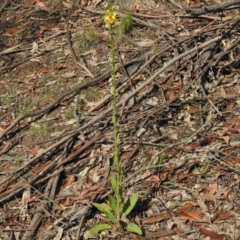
[186,0,240,16]
[66,0,94,78]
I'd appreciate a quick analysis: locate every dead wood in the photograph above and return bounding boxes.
[186,0,240,16]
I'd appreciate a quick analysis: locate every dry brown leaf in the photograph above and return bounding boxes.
[148,175,160,183]
[133,2,140,9]
[31,161,52,173]
[59,197,70,207]
[61,175,75,190]
[227,100,236,109]
[180,202,195,209]
[199,134,217,147]
[202,192,216,204]
[176,209,205,221]
[54,64,67,70]
[0,140,13,155]
[31,145,41,156]
[168,89,175,101]
[143,214,170,224]
[31,0,47,9]
[218,135,230,145]
[200,226,225,240]
[177,173,194,181]
[2,28,22,37]
[22,188,31,209]
[194,0,200,6]
[38,67,50,74]
[98,81,108,88]
[213,209,232,224]
[135,215,141,226]
[229,158,240,166]
[205,183,218,195]
[186,105,199,114]
[184,143,200,151]
[220,86,227,98]
[1,121,11,130]
[128,233,138,239]
[197,196,208,212]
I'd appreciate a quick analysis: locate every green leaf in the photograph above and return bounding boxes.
[124,223,142,235]
[92,202,110,214]
[118,189,124,208]
[111,175,119,194]
[108,194,118,214]
[89,223,111,237]
[123,193,139,216]
[92,202,117,223]
[117,132,120,140]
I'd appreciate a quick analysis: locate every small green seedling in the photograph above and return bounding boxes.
[29,123,50,141]
[119,14,132,35]
[2,95,14,105]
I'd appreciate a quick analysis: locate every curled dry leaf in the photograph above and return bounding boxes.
[213,209,232,224]
[31,0,47,9]
[60,175,75,190]
[22,187,30,209]
[143,214,170,224]
[205,183,218,195]
[199,226,225,240]
[176,208,206,221]
[218,135,230,145]
[168,89,175,101]
[1,28,22,37]
[31,145,41,157]
[31,161,52,173]
[197,196,208,212]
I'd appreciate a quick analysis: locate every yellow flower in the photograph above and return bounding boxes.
[104,10,117,28]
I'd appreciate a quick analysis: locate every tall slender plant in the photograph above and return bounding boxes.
[89,3,142,237]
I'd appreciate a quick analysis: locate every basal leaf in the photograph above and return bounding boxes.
[124,223,142,235]
[108,194,118,214]
[92,202,117,222]
[123,193,138,216]
[89,223,111,237]
[92,202,110,214]
[111,175,118,194]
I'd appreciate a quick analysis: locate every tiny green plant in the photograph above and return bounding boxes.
[192,161,207,174]
[13,157,24,169]
[157,152,167,165]
[80,85,101,102]
[29,123,50,141]
[2,95,14,105]
[171,199,183,209]
[119,13,132,35]
[18,104,31,115]
[89,4,142,237]
[74,26,102,55]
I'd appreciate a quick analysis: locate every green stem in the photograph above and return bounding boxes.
[110,26,122,218]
